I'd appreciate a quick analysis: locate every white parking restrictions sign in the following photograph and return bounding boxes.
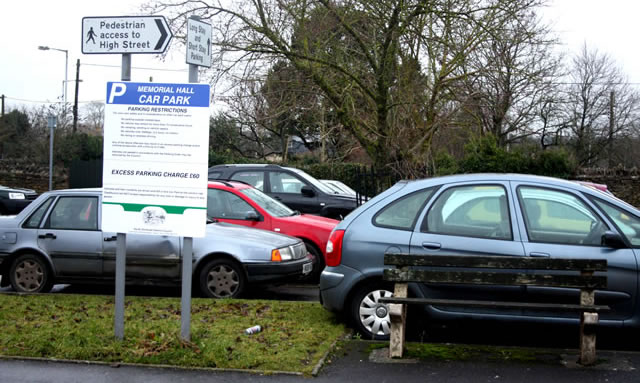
[102,81,210,237]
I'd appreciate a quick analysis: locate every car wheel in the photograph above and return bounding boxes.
[303,241,324,284]
[9,254,53,293]
[350,283,394,340]
[199,258,246,298]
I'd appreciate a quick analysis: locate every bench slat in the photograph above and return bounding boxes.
[384,253,607,272]
[383,269,607,289]
[378,297,610,312]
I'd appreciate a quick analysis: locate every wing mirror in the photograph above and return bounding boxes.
[301,185,315,197]
[601,231,627,249]
[245,211,262,221]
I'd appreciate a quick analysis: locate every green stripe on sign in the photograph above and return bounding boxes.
[103,202,206,214]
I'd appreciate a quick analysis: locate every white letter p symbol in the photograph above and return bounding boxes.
[108,83,127,103]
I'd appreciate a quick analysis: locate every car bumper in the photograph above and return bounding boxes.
[244,254,315,283]
[319,264,364,313]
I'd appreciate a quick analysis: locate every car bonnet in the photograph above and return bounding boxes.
[204,221,300,248]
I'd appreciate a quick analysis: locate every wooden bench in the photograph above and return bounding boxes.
[378,253,609,365]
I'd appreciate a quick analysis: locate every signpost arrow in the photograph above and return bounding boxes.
[82,16,173,54]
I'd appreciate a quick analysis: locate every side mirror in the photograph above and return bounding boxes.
[301,185,315,197]
[245,211,262,221]
[601,231,627,249]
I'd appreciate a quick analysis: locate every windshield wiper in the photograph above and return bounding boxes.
[206,216,218,224]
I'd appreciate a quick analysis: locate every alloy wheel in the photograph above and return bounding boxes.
[358,288,394,337]
[206,264,240,298]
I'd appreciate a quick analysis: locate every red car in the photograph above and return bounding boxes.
[206,180,339,280]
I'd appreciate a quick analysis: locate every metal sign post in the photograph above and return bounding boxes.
[114,54,131,340]
[181,15,212,342]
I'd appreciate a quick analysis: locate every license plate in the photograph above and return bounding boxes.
[302,262,313,274]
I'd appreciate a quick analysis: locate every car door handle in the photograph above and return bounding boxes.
[273,196,282,200]
[422,242,442,250]
[104,236,117,242]
[38,233,57,240]
[529,252,550,258]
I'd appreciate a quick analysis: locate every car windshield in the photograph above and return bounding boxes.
[287,168,336,194]
[240,187,296,217]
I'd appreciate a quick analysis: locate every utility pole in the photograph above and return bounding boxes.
[1,94,5,117]
[73,59,80,133]
[608,91,615,168]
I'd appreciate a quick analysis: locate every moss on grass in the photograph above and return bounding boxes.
[0,294,346,375]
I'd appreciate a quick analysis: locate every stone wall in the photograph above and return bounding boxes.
[573,168,640,208]
[1,161,639,208]
[0,160,68,193]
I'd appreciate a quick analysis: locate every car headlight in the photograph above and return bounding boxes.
[271,246,294,262]
[9,193,25,200]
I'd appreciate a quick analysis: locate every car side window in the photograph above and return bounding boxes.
[269,171,306,194]
[423,185,511,240]
[208,189,256,220]
[374,188,435,230]
[518,187,607,246]
[207,188,226,218]
[230,171,265,191]
[44,196,98,231]
[593,198,640,247]
[23,197,55,229]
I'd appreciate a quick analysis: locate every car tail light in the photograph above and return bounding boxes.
[325,229,345,267]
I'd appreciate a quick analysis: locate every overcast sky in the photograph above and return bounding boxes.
[1,0,640,113]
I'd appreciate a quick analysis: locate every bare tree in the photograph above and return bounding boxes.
[560,44,640,167]
[81,102,105,133]
[461,6,563,147]
[145,0,546,177]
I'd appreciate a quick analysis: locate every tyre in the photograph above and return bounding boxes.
[303,241,324,284]
[9,253,53,293]
[198,258,246,298]
[350,282,394,340]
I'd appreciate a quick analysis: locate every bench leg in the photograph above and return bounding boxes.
[389,283,408,358]
[578,289,598,366]
[579,312,598,366]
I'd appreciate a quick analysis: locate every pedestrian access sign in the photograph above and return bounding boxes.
[82,16,172,54]
[102,81,210,237]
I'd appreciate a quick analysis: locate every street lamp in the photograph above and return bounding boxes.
[38,46,68,106]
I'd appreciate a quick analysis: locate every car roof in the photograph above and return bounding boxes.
[401,173,594,193]
[210,164,283,169]
[207,179,253,189]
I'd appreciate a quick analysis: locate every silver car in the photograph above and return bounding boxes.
[320,174,640,339]
[0,188,313,298]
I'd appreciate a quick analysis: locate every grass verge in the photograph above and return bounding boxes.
[0,294,346,375]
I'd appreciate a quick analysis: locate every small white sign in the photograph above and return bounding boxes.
[186,18,212,67]
[102,81,210,237]
[82,16,172,54]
